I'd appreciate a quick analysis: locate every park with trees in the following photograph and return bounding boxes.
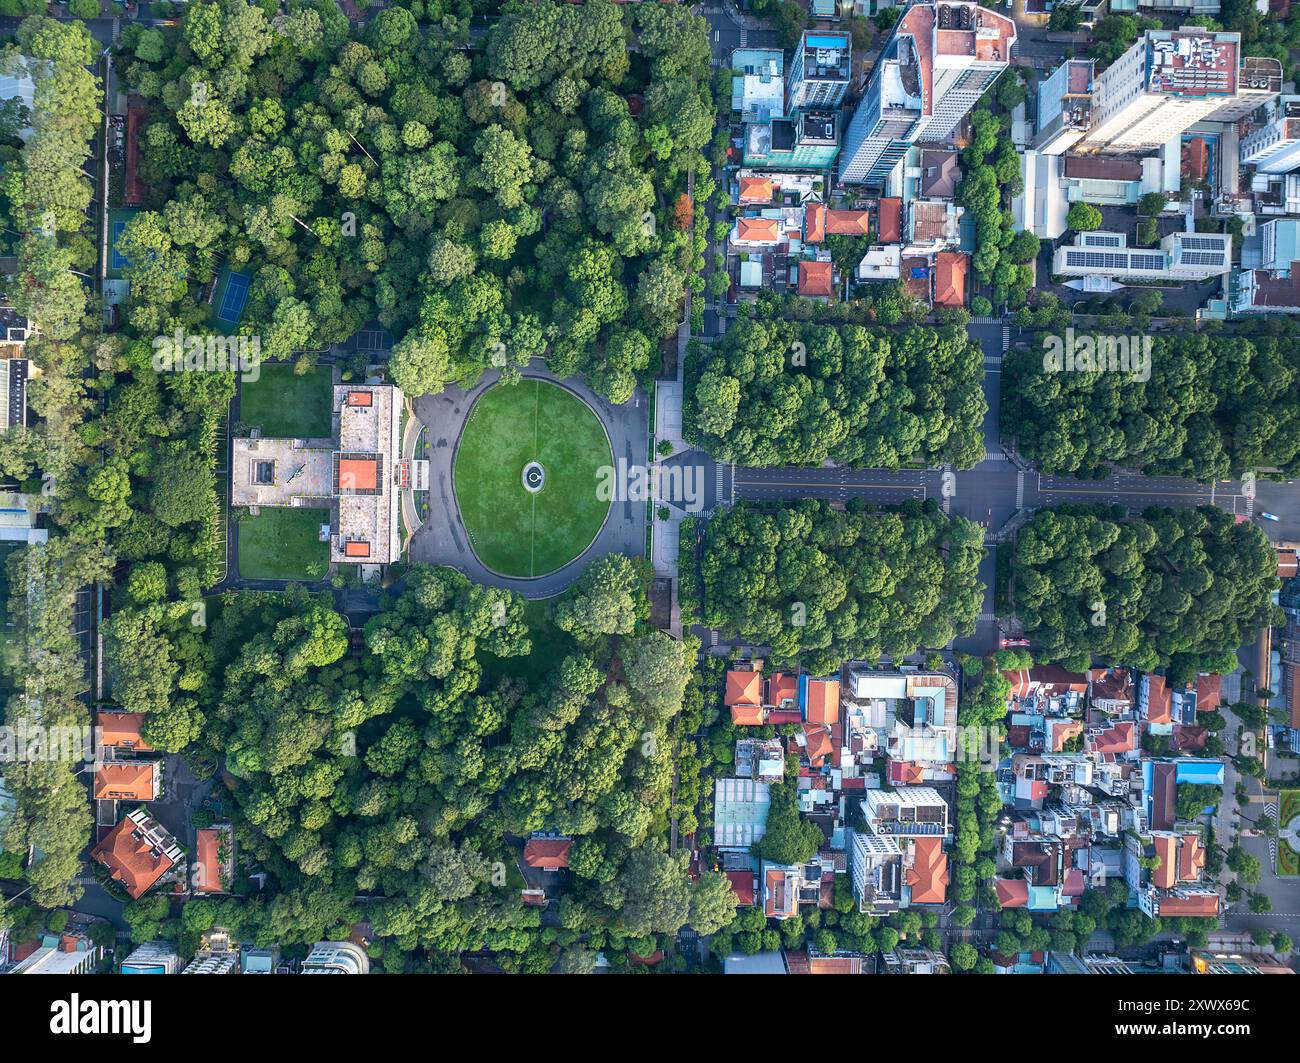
[1002,506,1280,680]
[684,315,986,469]
[697,498,985,675]
[1003,329,1300,481]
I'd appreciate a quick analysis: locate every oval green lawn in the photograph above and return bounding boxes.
[454,379,613,578]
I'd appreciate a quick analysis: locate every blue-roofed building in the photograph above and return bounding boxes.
[1174,760,1225,787]
[1260,217,1300,273]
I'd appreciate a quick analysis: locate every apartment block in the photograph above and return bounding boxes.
[840,2,1015,185]
[1077,29,1280,155]
[1241,95,1300,174]
[787,31,851,113]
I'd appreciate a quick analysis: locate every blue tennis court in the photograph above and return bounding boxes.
[216,271,250,325]
[111,220,130,271]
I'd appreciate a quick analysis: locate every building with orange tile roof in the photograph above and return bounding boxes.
[904,835,948,905]
[1194,673,1221,713]
[803,677,840,725]
[523,836,572,870]
[739,176,774,204]
[726,668,765,724]
[798,259,834,298]
[1278,547,1298,578]
[800,724,835,767]
[732,216,781,247]
[1139,673,1173,725]
[826,209,870,236]
[96,712,153,753]
[877,197,902,242]
[92,808,181,899]
[193,824,234,895]
[932,250,969,308]
[995,878,1030,907]
[767,672,798,711]
[94,760,161,801]
[804,201,826,243]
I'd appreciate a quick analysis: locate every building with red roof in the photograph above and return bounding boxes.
[877,197,902,242]
[92,809,182,899]
[905,836,948,905]
[804,201,826,243]
[523,836,572,870]
[826,209,870,236]
[932,250,969,308]
[798,260,834,298]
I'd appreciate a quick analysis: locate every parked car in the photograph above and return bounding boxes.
[999,638,1030,648]
[1259,512,1280,522]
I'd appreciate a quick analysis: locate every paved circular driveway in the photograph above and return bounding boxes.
[409,363,650,598]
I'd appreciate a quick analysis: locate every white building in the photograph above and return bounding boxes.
[232,384,404,566]
[1033,59,1095,156]
[301,940,370,975]
[1052,230,1231,283]
[787,31,851,113]
[120,941,182,974]
[10,932,102,975]
[856,244,903,282]
[1241,95,1300,175]
[839,2,1016,185]
[1078,29,1281,155]
[731,48,784,123]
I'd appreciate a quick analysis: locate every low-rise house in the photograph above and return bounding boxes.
[522,835,572,871]
[1087,667,1134,716]
[193,823,235,895]
[735,737,785,782]
[856,244,902,282]
[796,259,835,300]
[725,667,765,724]
[95,711,154,755]
[93,759,162,802]
[877,197,903,243]
[9,930,102,975]
[932,251,969,309]
[881,947,950,974]
[903,199,963,256]
[1004,665,1088,715]
[92,808,184,899]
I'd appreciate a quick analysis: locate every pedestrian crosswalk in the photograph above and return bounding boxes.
[1002,325,1010,351]
[970,316,1000,325]
[740,29,748,46]
[1015,470,1025,509]
[710,628,720,647]
[715,464,725,499]
[982,451,1008,463]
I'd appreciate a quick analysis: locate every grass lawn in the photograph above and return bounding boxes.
[1280,790,1300,876]
[240,363,333,439]
[238,507,329,580]
[454,379,611,578]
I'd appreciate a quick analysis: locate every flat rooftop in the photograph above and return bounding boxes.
[1146,32,1238,98]
[232,384,403,565]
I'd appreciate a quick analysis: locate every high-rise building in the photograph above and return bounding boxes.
[787,31,851,113]
[1077,29,1281,155]
[301,940,370,975]
[839,2,1016,186]
[1033,59,1095,156]
[1241,95,1300,174]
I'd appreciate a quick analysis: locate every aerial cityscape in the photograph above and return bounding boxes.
[1,0,1300,1001]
